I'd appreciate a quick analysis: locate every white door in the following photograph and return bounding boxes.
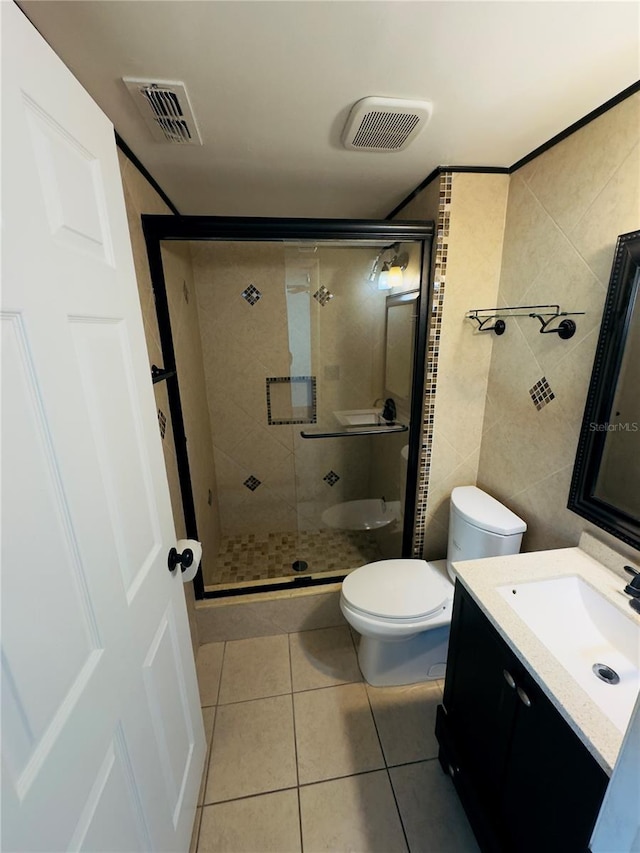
[1,3,205,850]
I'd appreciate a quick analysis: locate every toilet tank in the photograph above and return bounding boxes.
[446,486,526,579]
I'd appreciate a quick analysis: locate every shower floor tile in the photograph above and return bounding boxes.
[204,529,382,588]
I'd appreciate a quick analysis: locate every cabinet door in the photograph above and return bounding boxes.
[501,670,609,853]
[443,587,520,816]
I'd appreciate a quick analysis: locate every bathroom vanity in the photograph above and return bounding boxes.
[436,546,640,853]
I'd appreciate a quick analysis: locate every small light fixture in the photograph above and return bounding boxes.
[378,261,392,290]
[378,248,408,290]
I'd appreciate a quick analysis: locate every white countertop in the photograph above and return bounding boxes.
[451,545,640,774]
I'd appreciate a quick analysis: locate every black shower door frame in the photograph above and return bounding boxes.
[142,215,434,599]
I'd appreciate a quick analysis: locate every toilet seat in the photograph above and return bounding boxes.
[341,559,452,621]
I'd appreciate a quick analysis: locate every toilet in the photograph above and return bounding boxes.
[340,485,527,686]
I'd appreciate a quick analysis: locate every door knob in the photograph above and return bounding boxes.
[167,547,194,573]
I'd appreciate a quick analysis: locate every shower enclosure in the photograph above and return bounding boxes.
[143,218,433,598]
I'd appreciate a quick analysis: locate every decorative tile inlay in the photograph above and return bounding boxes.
[313,285,334,306]
[157,408,167,439]
[323,470,340,487]
[414,172,452,558]
[266,376,317,425]
[241,283,262,305]
[243,475,262,491]
[529,376,555,410]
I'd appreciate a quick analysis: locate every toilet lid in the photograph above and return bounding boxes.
[342,559,451,619]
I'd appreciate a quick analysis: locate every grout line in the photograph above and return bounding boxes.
[291,678,363,696]
[214,641,227,706]
[191,806,202,853]
[202,784,300,808]
[198,707,217,816]
[196,641,225,827]
[215,688,294,708]
[362,680,390,769]
[287,634,305,852]
[297,766,389,789]
[387,765,411,853]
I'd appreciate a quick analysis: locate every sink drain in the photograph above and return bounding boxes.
[592,663,620,685]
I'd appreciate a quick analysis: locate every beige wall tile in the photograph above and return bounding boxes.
[160,241,222,585]
[192,241,387,544]
[196,589,344,643]
[524,93,640,235]
[571,141,640,286]
[117,149,200,652]
[497,175,567,306]
[422,173,508,557]
[479,93,640,553]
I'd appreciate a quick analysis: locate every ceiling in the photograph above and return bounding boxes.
[18,1,640,219]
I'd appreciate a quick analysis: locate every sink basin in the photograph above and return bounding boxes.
[497,575,640,732]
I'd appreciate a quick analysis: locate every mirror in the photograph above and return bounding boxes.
[569,229,640,549]
[384,290,419,413]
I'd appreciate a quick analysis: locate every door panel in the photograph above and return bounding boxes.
[143,608,195,826]
[72,729,150,853]
[70,318,162,595]
[1,4,204,850]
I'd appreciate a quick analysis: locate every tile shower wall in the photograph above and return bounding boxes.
[420,173,509,557]
[191,242,388,537]
[478,93,640,552]
[117,149,200,652]
[159,243,222,584]
[394,174,508,558]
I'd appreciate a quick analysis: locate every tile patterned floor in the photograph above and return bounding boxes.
[204,530,383,588]
[191,625,479,852]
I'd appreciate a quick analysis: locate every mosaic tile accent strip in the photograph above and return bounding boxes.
[266,376,317,425]
[157,408,167,440]
[204,529,383,587]
[323,470,340,486]
[243,475,261,491]
[529,376,555,410]
[313,285,334,306]
[241,283,262,305]
[413,172,452,558]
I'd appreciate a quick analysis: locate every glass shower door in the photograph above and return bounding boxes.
[284,241,420,580]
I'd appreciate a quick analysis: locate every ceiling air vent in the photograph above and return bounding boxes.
[342,97,432,152]
[123,78,203,145]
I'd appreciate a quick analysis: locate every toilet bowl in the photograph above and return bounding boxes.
[340,485,527,686]
[340,559,453,685]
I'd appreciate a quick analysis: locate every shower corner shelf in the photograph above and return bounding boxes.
[466,304,585,339]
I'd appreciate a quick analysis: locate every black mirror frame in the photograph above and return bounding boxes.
[568,229,640,550]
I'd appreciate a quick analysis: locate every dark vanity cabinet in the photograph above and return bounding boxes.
[436,583,609,853]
